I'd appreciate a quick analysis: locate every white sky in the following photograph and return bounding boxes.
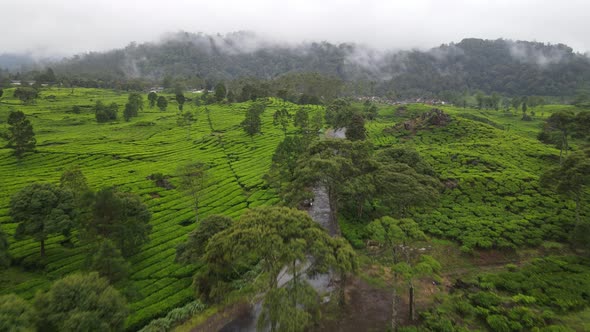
[2,0,589,56]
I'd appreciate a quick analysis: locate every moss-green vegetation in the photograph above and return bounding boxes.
[362,103,589,253]
[421,256,590,331]
[1,87,588,331]
[0,88,305,329]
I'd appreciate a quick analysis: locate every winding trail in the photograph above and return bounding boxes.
[218,191,337,332]
[216,128,345,332]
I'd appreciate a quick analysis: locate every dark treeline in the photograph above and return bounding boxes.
[3,33,590,98]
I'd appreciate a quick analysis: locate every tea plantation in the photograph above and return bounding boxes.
[362,103,587,252]
[0,88,323,329]
[0,88,586,330]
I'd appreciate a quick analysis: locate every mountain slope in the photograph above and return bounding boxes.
[21,32,590,97]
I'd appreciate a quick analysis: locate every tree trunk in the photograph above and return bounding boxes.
[575,195,580,226]
[391,272,398,331]
[340,270,347,306]
[292,260,298,307]
[328,188,338,229]
[40,239,45,258]
[409,282,416,321]
[357,197,364,219]
[564,133,569,157]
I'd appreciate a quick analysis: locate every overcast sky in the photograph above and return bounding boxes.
[3,0,590,57]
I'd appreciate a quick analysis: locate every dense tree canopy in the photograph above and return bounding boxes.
[175,214,233,264]
[0,228,10,268]
[202,207,356,330]
[49,34,590,97]
[0,294,36,332]
[88,187,152,257]
[34,273,128,332]
[11,183,76,257]
[94,100,118,122]
[13,87,38,104]
[345,113,366,141]
[88,238,130,283]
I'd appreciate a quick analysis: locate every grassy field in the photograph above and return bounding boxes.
[0,87,321,329]
[0,88,586,330]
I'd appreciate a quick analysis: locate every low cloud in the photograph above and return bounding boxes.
[508,41,572,67]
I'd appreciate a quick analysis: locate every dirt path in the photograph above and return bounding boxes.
[194,127,347,331]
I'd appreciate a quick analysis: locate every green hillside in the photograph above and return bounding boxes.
[0,88,587,330]
[364,104,586,252]
[0,88,311,329]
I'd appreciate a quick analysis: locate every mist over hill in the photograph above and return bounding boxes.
[6,31,590,97]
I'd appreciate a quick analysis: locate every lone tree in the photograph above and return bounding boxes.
[0,88,3,99]
[148,91,158,108]
[177,162,208,223]
[34,273,128,332]
[87,187,152,257]
[11,183,76,257]
[157,96,168,111]
[273,108,290,135]
[543,111,576,164]
[123,103,135,122]
[241,102,265,136]
[13,87,38,104]
[176,93,186,110]
[214,83,227,102]
[7,110,36,158]
[123,92,143,121]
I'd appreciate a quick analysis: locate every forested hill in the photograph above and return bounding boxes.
[39,32,590,97]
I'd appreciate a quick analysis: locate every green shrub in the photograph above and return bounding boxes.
[469,291,503,308]
[505,263,518,272]
[486,314,511,332]
[138,301,205,332]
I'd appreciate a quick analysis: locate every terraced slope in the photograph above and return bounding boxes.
[0,88,318,329]
[365,104,587,252]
